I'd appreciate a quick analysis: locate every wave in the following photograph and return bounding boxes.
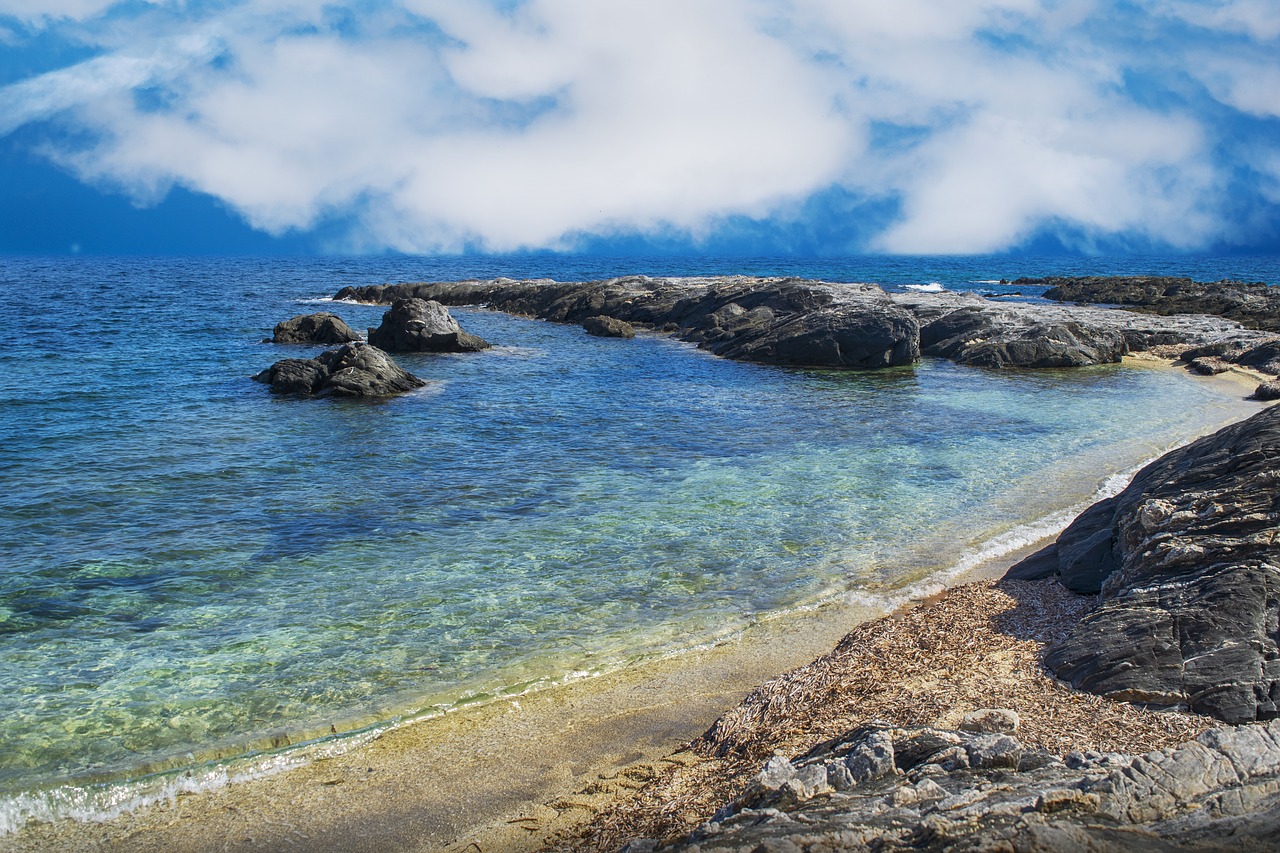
[903,282,946,293]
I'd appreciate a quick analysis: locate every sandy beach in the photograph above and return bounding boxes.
[2,359,1267,853]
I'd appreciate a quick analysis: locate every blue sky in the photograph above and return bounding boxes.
[1,0,1278,256]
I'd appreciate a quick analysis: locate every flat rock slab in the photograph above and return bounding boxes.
[648,721,1280,852]
[254,342,426,398]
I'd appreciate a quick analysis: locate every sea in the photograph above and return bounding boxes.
[0,253,1276,832]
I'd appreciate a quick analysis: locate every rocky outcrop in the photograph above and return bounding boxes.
[338,277,920,369]
[268,312,362,345]
[1027,275,1280,332]
[253,342,426,398]
[583,315,636,338]
[646,721,1280,852]
[894,289,1273,369]
[336,277,1280,372]
[1008,405,1280,723]
[366,298,490,353]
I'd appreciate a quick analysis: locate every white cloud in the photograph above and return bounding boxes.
[0,0,126,25]
[0,0,1277,252]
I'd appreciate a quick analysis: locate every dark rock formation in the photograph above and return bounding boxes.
[1009,405,1280,723]
[582,315,635,338]
[253,343,426,398]
[1027,275,1280,332]
[337,277,920,370]
[647,721,1280,852]
[268,312,361,344]
[336,276,1280,373]
[367,298,490,353]
[1253,381,1280,401]
[895,289,1277,370]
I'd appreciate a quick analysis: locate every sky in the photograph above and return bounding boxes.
[0,0,1278,256]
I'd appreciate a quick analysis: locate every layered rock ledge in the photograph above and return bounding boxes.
[253,342,426,398]
[649,720,1280,852]
[1006,404,1280,724]
[335,277,1280,372]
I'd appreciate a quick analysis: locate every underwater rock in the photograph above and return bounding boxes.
[254,342,426,398]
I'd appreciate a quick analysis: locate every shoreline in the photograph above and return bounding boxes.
[1,359,1266,853]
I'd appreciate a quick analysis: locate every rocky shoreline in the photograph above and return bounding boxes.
[334,275,1280,379]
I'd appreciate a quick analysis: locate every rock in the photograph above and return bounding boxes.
[1187,355,1231,375]
[1252,381,1280,401]
[1034,405,1280,723]
[960,708,1020,734]
[582,315,635,338]
[367,298,490,353]
[254,343,426,398]
[335,276,1280,374]
[268,312,361,344]
[1030,275,1280,332]
[342,277,920,370]
[657,721,1280,852]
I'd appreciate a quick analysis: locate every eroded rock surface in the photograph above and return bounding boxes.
[1009,405,1280,723]
[269,312,361,344]
[644,721,1280,852]
[1030,275,1280,332]
[253,342,426,398]
[366,298,490,353]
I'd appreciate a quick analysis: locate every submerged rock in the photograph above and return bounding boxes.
[582,315,635,338]
[254,342,426,398]
[1010,405,1280,722]
[367,298,490,353]
[651,721,1280,852]
[268,312,362,344]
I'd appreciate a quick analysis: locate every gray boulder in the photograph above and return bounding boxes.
[269,312,361,344]
[583,315,636,338]
[367,298,490,353]
[653,721,1280,852]
[1252,381,1280,401]
[1018,405,1280,722]
[254,343,426,398]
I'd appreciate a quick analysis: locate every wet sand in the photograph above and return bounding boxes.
[2,359,1267,853]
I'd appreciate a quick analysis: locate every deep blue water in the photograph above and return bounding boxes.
[0,254,1274,829]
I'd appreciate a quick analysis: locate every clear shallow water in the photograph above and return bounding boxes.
[0,254,1273,826]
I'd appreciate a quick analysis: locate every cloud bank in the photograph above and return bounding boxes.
[0,0,1277,254]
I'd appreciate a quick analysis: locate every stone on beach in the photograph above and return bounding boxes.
[367,297,490,353]
[254,342,426,398]
[268,312,362,344]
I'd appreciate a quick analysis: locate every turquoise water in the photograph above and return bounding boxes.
[0,255,1271,827]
